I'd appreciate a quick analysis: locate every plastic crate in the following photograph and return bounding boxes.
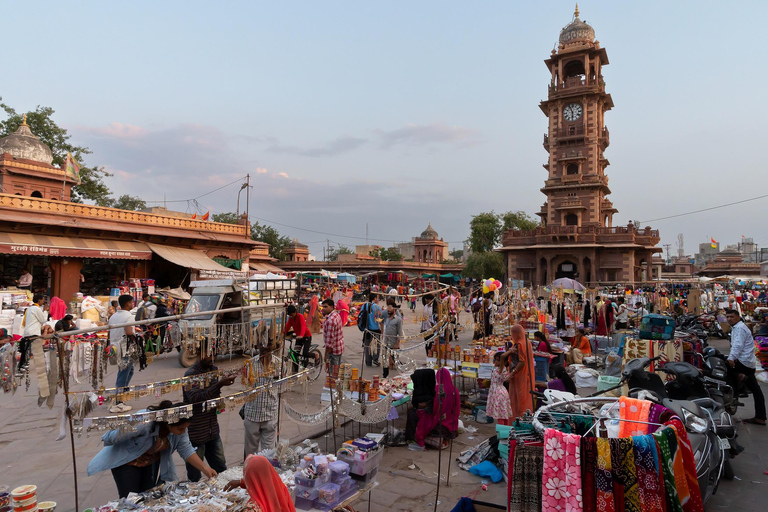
[295,496,314,510]
[337,445,384,476]
[294,485,320,500]
[294,473,329,488]
[534,355,550,382]
[329,461,350,482]
[316,483,340,505]
[351,466,379,489]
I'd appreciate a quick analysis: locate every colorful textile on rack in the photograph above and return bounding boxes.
[610,438,640,512]
[632,435,665,512]
[654,339,684,381]
[595,438,615,512]
[542,428,583,511]
[581,437,598,512]
[665,419,704,512]
[618,397,652,437]
[509,444,544,512]
[623,337,652,360]
[647,404,667,434]
[653,428,683,512]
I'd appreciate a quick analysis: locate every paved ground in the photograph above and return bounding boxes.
[1,307,765,511]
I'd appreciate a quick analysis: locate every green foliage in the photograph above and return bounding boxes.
[328,245,353,261]
[464,252,505,279]
[0,98,113,204]
[102,194,147,211]
[501,210,539,231]
[468,211,503,253]
[468,210,539,253]
[370,247,404,261]
[449,249,464,260]
[208,212,291,260]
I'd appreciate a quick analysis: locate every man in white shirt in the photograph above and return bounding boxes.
[19,293,47,369]
[16,269,33,290]
[726,309,766,425]
[109,294,136,413]
[615,297,629,329]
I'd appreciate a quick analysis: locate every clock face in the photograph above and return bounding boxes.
[563,103,583,121]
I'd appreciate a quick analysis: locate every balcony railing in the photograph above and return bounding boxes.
[558,199,583,208]
[0,193,249,236]
[548,77,605,95]
[502,224,660,246]
[554,126,585,138]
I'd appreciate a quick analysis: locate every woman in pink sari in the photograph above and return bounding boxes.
[414,367,460,447]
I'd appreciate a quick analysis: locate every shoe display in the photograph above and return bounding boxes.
[109,403,133,414]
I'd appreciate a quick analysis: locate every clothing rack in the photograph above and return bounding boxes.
[531,397,665,436]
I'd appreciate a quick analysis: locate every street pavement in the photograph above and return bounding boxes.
[1,306,764,511]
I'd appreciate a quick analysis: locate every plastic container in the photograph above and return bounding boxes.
[316,483,340,505]
[37,502,56,512]
[337,476,356,496]
[293,486,320,500]
[10,487,35,503]
[294,473,329,488]
[294,496,315,511]
[337,445,384,476]
[329,461,350,482]
[597,375,621,392]
[351,467,379,489]
[639,314,675,340]
[534,355,550,382]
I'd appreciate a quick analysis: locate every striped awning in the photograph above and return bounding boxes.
[0,233,152,259]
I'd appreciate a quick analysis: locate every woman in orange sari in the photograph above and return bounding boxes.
[225,455,296,511]
[502,325,535,418]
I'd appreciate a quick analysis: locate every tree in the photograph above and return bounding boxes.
[0,98,113,204]
[464,252,505,279]
[449,249,464,261]
[328,245,353,261]
[208,212,291,260]
[371,247,404,261]
[501,210,539,231]
[252,221,291,261]
[102,194,147,211]
[468,211,503,253]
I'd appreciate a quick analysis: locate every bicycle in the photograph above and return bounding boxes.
[285,335,324,382]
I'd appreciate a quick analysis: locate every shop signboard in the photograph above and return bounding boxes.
[197,269,247,280]
[0,242,151,259]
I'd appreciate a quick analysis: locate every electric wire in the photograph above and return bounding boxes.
[639,193,768,223]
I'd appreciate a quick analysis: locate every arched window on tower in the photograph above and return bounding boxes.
[31,191,43,198]
[565,213,578,226]
[563,60,586,87]
[566,164,578,175]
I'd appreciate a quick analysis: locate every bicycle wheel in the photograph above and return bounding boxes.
[305,349,323,382]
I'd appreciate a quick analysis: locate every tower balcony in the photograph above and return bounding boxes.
[554,126,585,139]
[548,76,605,96]
[600,126,610,148]
[501,224,660,248]
[543,133,549,149]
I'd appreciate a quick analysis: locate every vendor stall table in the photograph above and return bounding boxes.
[307,481,377,512]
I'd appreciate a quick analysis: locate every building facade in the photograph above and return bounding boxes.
[414,223,447,264]
[500,7,661,286]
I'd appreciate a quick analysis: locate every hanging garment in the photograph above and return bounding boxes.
[583,301,592,327]
[581,437,598,512]
[542,428,583,512]
[653,428,683,512]
[548,301,553,317]
[509,444,544,512]
[646,404,667,434]
[665,420,704,512]
[595,438,615,512]
[610,438,640,512]
[632,435,665,512]
[618,397,652,437]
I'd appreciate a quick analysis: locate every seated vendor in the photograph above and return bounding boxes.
[87,400,217,498]
[405,367,460,450]
[225,455,295,512]
[533,331,557,353]
[0,328,12,346]
[547,364,577,395]
[572,328,593,357]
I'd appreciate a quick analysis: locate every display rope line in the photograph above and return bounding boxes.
[282,400,333,425]
[338,392,393,424]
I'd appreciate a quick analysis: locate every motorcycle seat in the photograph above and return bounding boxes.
[662,362,701,380]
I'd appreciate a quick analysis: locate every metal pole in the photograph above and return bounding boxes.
[446,437,454,487]
[57,338,79,512]
[245,173,250,225]
[434,383,444,512]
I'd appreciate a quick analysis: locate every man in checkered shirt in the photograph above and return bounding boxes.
[321,298,344,370]
[241,371,278,456]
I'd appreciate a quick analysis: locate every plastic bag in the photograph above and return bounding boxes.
[757,370,768,384]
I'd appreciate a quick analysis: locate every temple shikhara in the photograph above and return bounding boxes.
[501,6,661,286]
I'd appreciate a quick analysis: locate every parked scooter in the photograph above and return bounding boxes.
[700,346,740,415]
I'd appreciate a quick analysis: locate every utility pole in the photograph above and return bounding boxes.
[663,244,671,264]
[245,173,250,225]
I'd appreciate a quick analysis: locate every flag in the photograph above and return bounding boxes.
[710,237,717,249]
[191,213,197,220]
[201,211,210,221]
[65,152,81,184]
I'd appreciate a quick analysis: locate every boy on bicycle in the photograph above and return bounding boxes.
[285,305,312,371]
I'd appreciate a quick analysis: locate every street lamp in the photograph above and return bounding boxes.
[236,182,248,217]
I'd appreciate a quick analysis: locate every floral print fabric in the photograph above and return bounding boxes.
[542,428,583,511]
[486,367,513,421]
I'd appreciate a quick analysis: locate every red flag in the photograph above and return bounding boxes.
[202,211,210,221]
[191,213,197,219]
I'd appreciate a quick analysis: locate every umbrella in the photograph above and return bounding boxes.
[550,278,585,292]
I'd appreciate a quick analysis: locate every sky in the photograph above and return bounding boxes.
[3,1,768,258]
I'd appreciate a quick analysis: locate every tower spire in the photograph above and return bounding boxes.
[574,3,580,18]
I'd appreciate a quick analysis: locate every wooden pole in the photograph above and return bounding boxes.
[57,337,79,512]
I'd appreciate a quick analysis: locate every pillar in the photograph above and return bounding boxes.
[49,258,83,302]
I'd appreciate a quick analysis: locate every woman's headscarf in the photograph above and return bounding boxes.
[243,455,296,512]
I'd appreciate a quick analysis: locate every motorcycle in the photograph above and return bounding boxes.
[700,346,740,415]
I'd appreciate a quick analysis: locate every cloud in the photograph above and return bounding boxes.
[256,168,268,174]
[82,122,147,139]
[375,123,480,149]
[267,136,368,157]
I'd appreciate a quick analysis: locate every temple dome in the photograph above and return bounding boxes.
[0,116,54,165]
[419,223,439,240]
[559,5,595,45]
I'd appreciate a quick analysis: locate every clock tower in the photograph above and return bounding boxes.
[500,6,661,286]
[539,3,616,229]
